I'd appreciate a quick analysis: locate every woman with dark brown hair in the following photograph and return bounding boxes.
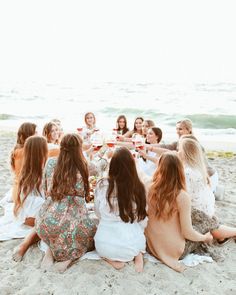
[35,133,97,273]
[94,147,147,272]
[10,122,37,203]
[116,115,129,135]
[137,127,162,176]
[145,152,213,272]
[123,116,144,138]
[6,136,47,260]
[14,136,48,219]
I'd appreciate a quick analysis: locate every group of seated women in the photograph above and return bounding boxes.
[2,113,235,274]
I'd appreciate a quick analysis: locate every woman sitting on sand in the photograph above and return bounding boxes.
[42,121,60,157]
[82,112,98,143]
[11,136,48,261]
[116,115,129,135]
[146,119,219,193]
[94,147,147,272]
[137,127,162,177]
[118,117,144,141]
[51,118,64,143]
[14,136,48,224]
[142,119,155,138]
[178,137,236,243]
[10,122,37,203]
[145,152,213,272]
[35,133,97,273]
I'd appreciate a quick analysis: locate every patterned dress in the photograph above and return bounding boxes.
[35,158,97,262]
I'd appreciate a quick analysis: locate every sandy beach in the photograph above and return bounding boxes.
[0,131,236,295]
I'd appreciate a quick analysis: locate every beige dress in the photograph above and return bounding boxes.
[145,203,185,270]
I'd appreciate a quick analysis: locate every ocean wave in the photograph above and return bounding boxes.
[186,114,236,129]
[0,114,17,120]
[100,108,236,129]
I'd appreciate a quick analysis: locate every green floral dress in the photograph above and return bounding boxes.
[35,158,97,262]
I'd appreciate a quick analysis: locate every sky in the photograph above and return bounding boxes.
[0,0,236,84]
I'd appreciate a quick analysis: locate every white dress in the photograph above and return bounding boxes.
[94,179,147,262]
[0,191,45,241]
[137,151,158,177]
[184,166,215,217]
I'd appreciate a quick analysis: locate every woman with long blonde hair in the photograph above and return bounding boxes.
[179,138,236,245]
[145,152,213,272]
[35,133,97,272]
[178,138,213,216]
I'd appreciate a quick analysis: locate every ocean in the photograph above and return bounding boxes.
[0,81,236,150]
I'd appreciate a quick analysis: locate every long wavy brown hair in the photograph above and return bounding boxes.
[107,147,147,223]
[42,122,59,144]
[14,136,48,216]
[148,152,186,220]
[50,133,90,202]
[10,122,37,170]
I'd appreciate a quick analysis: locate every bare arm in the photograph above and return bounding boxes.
[138,149,159,164]
[123,130,133,138]
[177,191,213,242]
[145,144,169,156]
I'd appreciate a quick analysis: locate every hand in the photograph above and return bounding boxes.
[116,135,124,141]
[203,232,213,244]
[137,149,147,159]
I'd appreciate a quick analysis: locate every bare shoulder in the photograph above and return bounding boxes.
[176,190,190,207]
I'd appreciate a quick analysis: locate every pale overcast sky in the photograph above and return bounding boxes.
[0,0,236,84]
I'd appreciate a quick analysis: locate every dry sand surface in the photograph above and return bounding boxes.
[0,131,236,295]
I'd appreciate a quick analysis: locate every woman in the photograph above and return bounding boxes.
[42,121,60,157]
[123,117,144,139]
[10,122,37,203]
[178,138,236,243]
[94,147,147,272]
[137,127,162,176]
[116,115,129,135]
[51,118,64,143]
[142,119,155,138]
[145,152,213,272]
[146,119,219,192]
[82,112,98,143]
[9,136,48,261]
[35,133,97,273]
[180,134,219,193]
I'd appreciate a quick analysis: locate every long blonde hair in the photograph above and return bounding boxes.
[178,119,193,134]
[179,138,209,185]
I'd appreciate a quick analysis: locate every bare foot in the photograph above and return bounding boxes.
[41,248,54,271]
[134,253,143,273]
[54,260,72,273]
[104,258,125,270]
[12,243,28,262]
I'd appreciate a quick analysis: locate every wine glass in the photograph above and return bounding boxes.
[90,131,103,151]
[106,129,117,150]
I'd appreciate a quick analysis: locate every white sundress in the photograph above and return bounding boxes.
[184,166,215,217]
[94,179,147,262]
[0,191,45,241]
[137,151,158,177]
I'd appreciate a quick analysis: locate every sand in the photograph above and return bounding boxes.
[0,131,236,295]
